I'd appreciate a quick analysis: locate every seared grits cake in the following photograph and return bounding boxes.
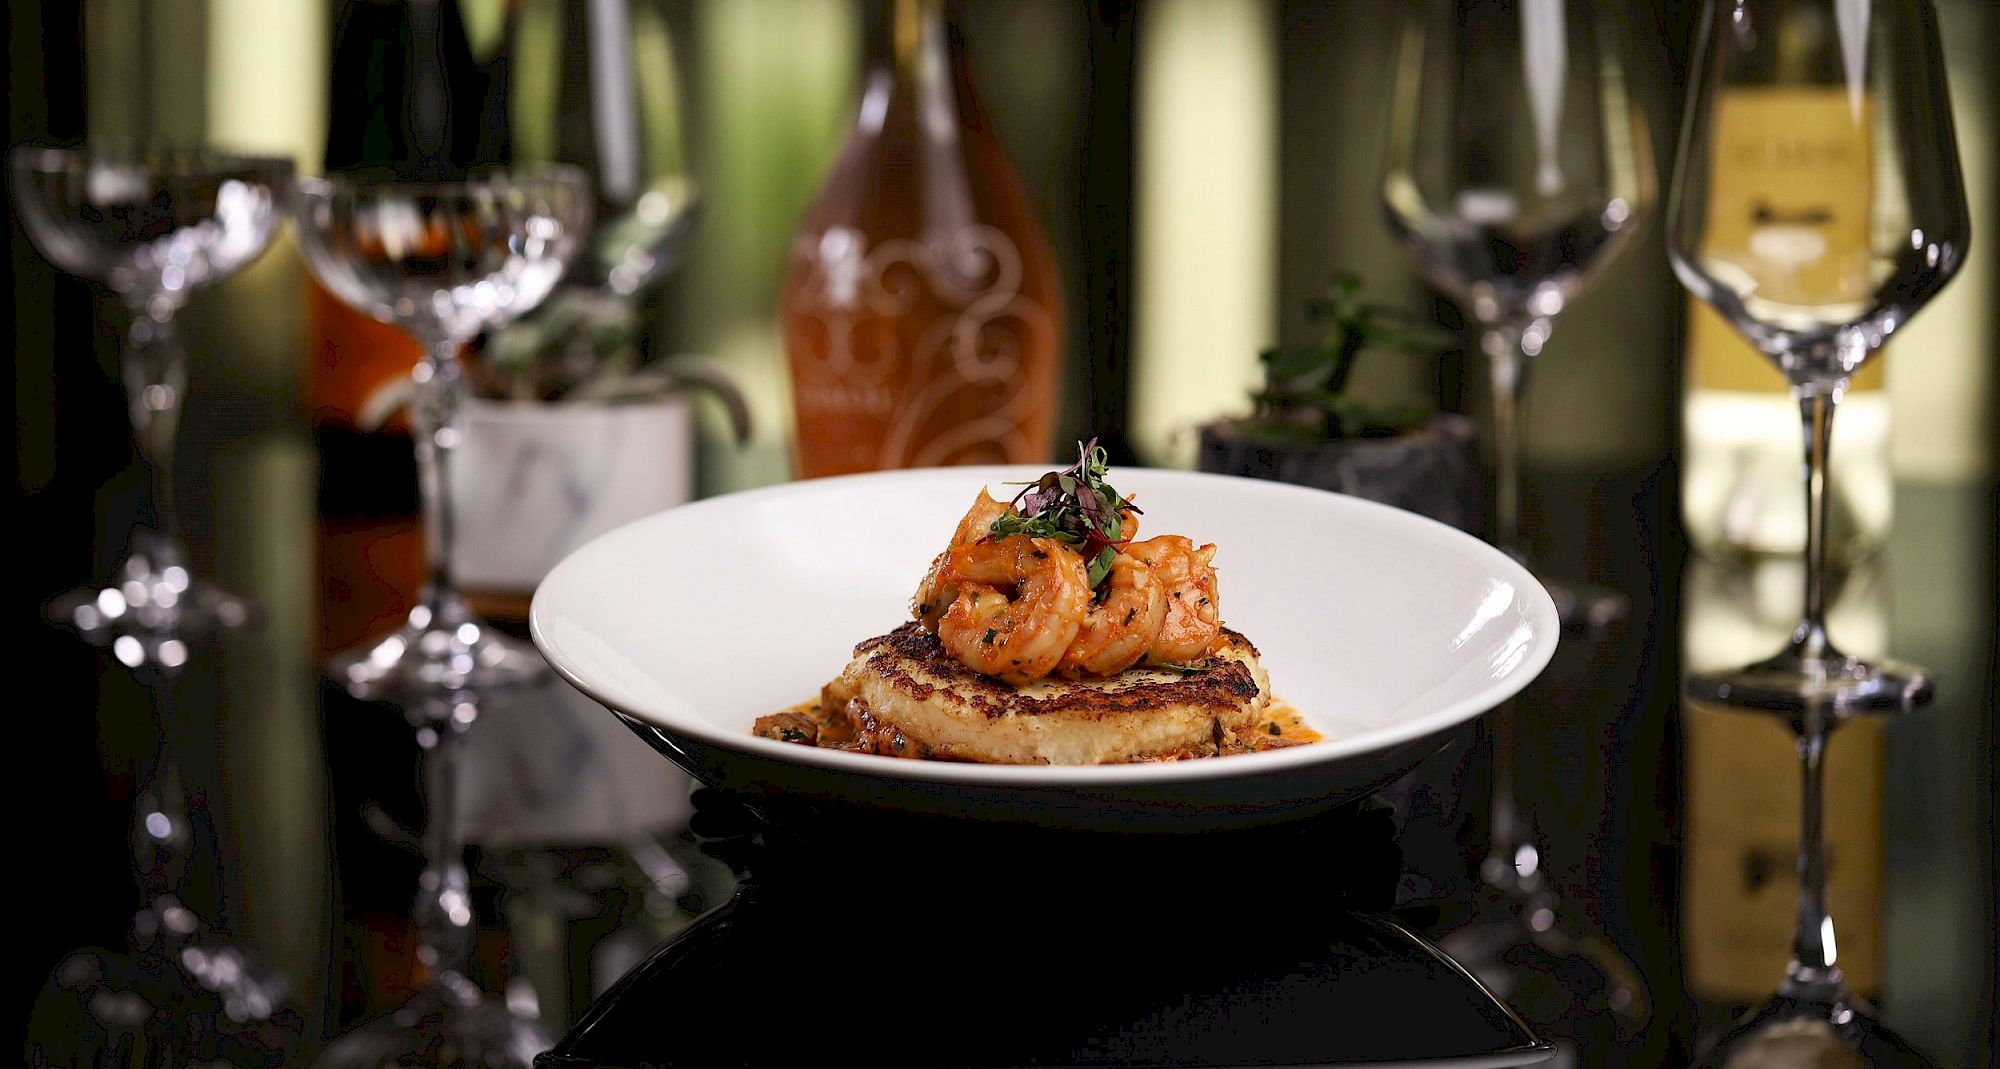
[823,622,1272,764]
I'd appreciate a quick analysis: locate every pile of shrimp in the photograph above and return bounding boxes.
[911,491,1222,685]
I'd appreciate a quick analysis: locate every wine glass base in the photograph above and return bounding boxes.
[28,942,300,1068]
[316,981,550,1069]
[1695,992,1938,1068]
[328,596,551,702]
[1435,886,1651,1039]
[1687,649,1933,716]
[1535,573,1628,633]
[46,560,253,642]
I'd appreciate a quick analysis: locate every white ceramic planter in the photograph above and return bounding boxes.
[450,396,695,594]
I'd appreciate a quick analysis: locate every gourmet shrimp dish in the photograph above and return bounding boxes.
[752,442,1320,764]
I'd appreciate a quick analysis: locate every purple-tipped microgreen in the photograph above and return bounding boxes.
[986,438,1141,588]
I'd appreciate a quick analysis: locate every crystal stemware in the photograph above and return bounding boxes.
[1668,0,1967,717]
[1670,0,1966,1062]
[293,167,591,700]
[27,631,300,1067]
[1381,0,1655,1047]
[1381,0,1654,632]
[315,690,551,1069]
[9,144,292,639]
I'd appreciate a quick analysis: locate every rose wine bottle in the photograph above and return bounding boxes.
[781,0,1064,477]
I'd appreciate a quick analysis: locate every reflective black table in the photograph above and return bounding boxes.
[539,792,1547,1069]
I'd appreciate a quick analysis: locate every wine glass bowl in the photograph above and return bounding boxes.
[9,144,293,638]
[1383,0,1652,328]
[294,166,591,700]
[11,145,292,312]
[1667,0,1970,391]
[294,170,588,346]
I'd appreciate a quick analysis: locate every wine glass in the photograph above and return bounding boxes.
[1382,0,1654,630]
[476,0,702,401]
[293,167,591,700]
[509,0,700,301]
[315,689,551,1069]
[1668,0,1966,717]
[1381,0,1655,1046]
[1671,0,1966,1063]
[9,144,293,638]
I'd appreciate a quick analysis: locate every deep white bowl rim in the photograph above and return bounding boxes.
[530,465,1561,789]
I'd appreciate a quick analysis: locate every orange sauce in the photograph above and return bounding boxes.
[1227,700,1323,753]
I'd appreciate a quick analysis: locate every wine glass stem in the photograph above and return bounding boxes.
[132,667,194,934]
[1477,324,1540,893]
[1481,325,1531,562]
[415,708,476,983]
[1784,709,1845,998]
[414,342,468,612]
[1481,698,1532,887]
[1792,388,1839,656]
[123,305,188,553]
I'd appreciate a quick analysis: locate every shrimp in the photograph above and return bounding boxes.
[1055,551,1166,679]
[913,490,1014,629]
[1128,535,1221,665]
[937,536,1089,684]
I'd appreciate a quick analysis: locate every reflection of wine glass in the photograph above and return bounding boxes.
[1669,0,1967,717]
[294,167,591,699]
[9,145,292,638]
[315,690,551,1069]
[1382,0,1653,631]
[27,634,301,1068]
[1670,1,1967,1064]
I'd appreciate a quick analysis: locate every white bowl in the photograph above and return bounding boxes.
[531,466,1559,830]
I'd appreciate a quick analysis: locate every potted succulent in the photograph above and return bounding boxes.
[365,289,750,596]
[1197,275,1479,531]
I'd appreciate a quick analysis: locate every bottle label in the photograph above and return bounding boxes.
[1691,86,1884,393]
[783,223,1059,473]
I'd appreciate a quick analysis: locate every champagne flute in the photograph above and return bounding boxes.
[1382,0,1654,632]
[1382,0,1656,1046]
[1671,0,1967,1063]
[1669,0,1966,718]
[9,144,292,638]
[294,167,591,699]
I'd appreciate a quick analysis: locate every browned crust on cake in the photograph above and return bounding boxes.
[853,622,1263,720]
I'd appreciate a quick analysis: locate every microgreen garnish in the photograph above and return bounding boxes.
[987,438,1141,587]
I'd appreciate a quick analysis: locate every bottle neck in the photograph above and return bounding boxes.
[869,0,947,80]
